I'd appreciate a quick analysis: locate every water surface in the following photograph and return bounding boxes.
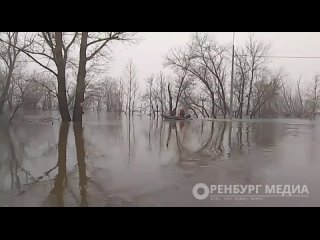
[0,111,319,206]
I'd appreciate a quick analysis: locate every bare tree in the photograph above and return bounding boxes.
[296,76,305,116]
[154,72,167,115]
[172,69,191,113]
[249,69,282,118]
[306,74,320,119]
[9,73,32,122]
[144,75,156,116]
[165,33,230,118]
[0,32,78,122]
[86,77,124,113]
[190,33,229,118]
[164,45,190,115]
[0,32,28,114]
[276,75,309,118]
[123,59,139,115]
[72,32,137,123]
[131,77,139,115]
[167,82,173,115]
[180,80,208,118]
[234,49,250,118]
[165,73,190,117]
[244,34,271,116]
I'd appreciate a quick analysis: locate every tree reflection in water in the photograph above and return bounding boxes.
[164,120,229,166]
[48,123,88,207]
[73,123,88,207]
[50,122,69,206]
[0,113,302,207]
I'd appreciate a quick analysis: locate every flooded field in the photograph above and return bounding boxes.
[0,111,320,206]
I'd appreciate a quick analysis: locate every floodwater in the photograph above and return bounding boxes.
[0,111,320,207]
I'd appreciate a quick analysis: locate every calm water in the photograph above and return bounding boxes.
[0,111,320,207]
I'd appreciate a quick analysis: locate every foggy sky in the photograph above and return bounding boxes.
[108,32,320,90]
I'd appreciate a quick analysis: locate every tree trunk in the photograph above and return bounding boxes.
[168,83,173,113]
[47,92,52,110]
[160,88,164,115]
[0,66,14,114]
[149,83,152,116]
[73,32,88,123]
[210,91,216,118]
[51,122,70,206]
[73,123,88,207]
[55,32,71,122]
[216,79,228,118]
[246,70,254,116]
[239,75,246,119]
[189,106,198,118]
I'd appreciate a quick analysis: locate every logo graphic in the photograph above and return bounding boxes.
[192,183,210,200]
[192,184,310,201]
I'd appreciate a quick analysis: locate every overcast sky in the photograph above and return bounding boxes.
[108,32,320,89]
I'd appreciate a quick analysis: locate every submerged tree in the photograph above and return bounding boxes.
[72,32,137,123]
[0,32,78,122]
[123,59,139,115]
[165,33,230,118]
[306,74,320,119]
[0,32,29,115]
[244,34,271,117]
